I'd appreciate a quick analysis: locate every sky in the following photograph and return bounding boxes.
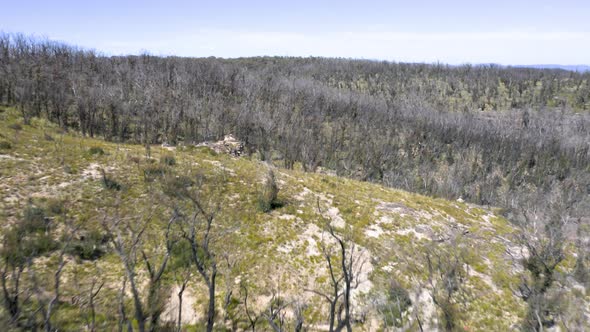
[1,0,589,65]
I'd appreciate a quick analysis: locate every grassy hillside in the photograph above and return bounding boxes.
[0,106,584,331]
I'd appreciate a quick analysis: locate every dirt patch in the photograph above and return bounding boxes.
[0,154,24,161]
[376,201,415,215]
[326,206,345,228]
[82,163,102,180]
[278,222,322,256]
[395,227,431,241]
[202,159,236,176]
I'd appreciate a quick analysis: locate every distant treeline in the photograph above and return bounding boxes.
[1,33,588,218]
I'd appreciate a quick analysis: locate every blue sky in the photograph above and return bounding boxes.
[1,0,589,64]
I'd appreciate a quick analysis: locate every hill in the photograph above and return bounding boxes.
[1,33,588,229]
[513,64,590,72]
[1,106,588,330]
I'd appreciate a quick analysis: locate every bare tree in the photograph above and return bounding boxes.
[424,240,468,332]
[292,299,307,332]
[171,259,192,332]
[84,272,105,332]
[0,243,25,326]
[264,286,289,332]
[511,206,567,331]
[306,200,365,332]
[102,210,176,332]
[173,175,228,332]
[117,276,133,332]
[240,281,261,331]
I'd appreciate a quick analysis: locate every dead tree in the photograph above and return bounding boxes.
[511,207,567,331]
[1,247,25,325]
[118,276,133,332]
[172,261,192,332]
[293,300,307,332]
[102,211,176,332]
[176,184,223,332]
[264,287,289,332]
[221,255,237,326]
[240,282,261,331]
[142,216,176,331]
[424,240,468,332]
[104,215,149,332]
[307,199,365,332]
[84,272,104,332]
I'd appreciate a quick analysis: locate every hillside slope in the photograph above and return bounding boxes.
[0,107,584,331]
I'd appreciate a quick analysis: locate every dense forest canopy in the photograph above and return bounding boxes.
[1,33,589,220]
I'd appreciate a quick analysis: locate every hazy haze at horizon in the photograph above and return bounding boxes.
[1,0,589,65]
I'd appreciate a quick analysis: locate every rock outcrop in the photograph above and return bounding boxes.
[197,134,244,157]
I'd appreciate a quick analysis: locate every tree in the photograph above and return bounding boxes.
[510,206,567,331]
[72,263,104,332]
[102,208,176,332]
[169,242,193,332]
[173,173,234,332]
[424,240,468,332]
[307,200,366,332]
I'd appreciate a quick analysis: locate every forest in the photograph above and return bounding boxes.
[0,33,589,331]
[1,33,588,218]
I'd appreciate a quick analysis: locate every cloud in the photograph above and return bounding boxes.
[343,31,590,41]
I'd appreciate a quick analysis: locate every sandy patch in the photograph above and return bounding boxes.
[365,224,384,238]
[395,228,430,241]
[162,285,200,325]
[410,289,439,331]
[82,163,102,180]
[202,159,236,176]
[326,206,345,228]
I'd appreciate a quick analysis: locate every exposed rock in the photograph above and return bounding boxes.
[196,134,244,157]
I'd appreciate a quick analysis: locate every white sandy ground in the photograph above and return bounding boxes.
[162,285,200,325]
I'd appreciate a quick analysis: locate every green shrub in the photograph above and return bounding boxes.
[63,164,74,174]
[162,173,194,197]
[0,205,61,265]
[0,229,27,265]
[382,280,412,327]
[22,205,48,234]
[160,154,176,166]
[46,199,66,215]
[100,169,121,190]
[88,146,105,155]
[8,123,22,131]
[27,233,58,256]
[68,230,109,260]
[143,164,167,182]
[3,231,57,261]
[0,141,11,150]
[573,254,589,286]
